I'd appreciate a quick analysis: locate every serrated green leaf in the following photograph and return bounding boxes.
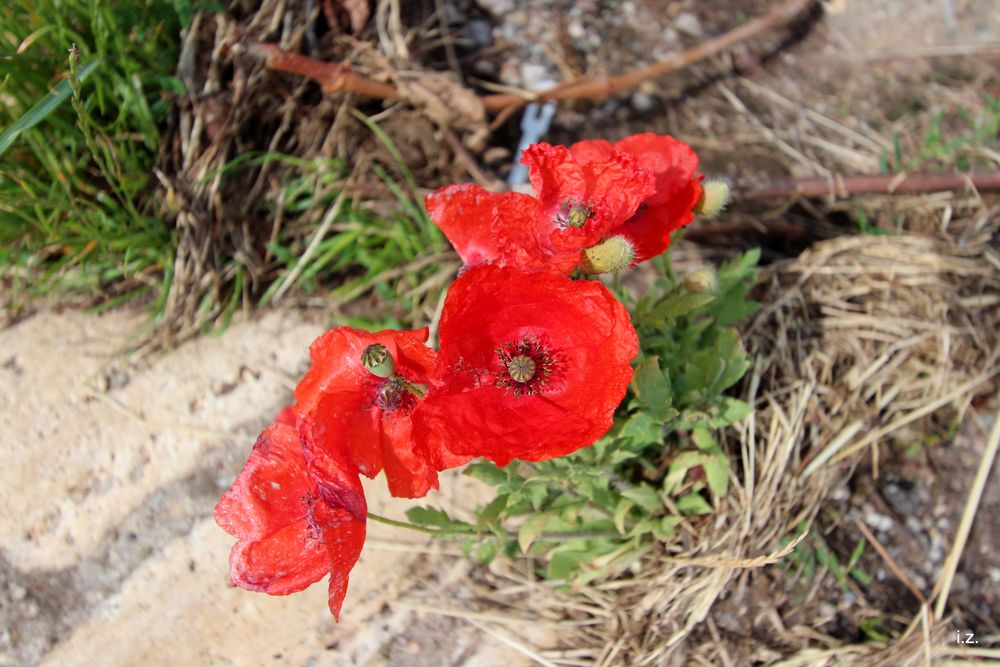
[620,484,663,513]
[619,411,663,448]
[614,499,634,534]
[677,492,713,515]
[518,514,552,552]
[631,356,673,421]
[711,398,754,426]
[464,461,509,486]
[477,495,508,529]
[703,453,730,498]
[663,451,709,494]
[527,483,548,510]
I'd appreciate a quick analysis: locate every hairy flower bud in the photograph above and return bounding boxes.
[361,343,396,378]
[580,235,635,274]
[694,180,730,218]
[683,268,718,294]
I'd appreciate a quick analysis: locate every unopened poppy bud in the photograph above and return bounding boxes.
[683,268,718,294]
[694,180,729,218]
[580,235,635,274]
[361,343,396,377]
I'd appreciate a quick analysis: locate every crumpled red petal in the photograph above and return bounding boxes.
[214,421,367,620]
[425,183,503,267]
[568,133,703,265]
[614,133,700,206]
[609,178,703,263]
[293,327,439,498]
[522,143,654,250]
[414,264,638,467]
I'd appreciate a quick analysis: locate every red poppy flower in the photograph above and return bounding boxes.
[214,420,366,621]
[570,133,703,263]
[293,327,439,499]
[425,143,654,275]
[414,265,638,467]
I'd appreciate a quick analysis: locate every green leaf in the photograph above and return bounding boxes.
[546,549,588,580]
[614,499,635,534]
[663,451,709,494]
[518,514,552,553]
[0,59,102,156]
[526,483,548,510]
[619,411,663,448]
[477,495,508,529]
[851,567,872,586]
[649,290,716,320]
[691,426,716,451]
[847,539,867,569]
[631,356,673,421]
[718,398,753,425]
[677,492,713,515]
[621,484,663,513]
[405,506,469,530]
[702,453,730,498]
[652,516,682,541]
[464,461,508,486]
[475,540,498,564]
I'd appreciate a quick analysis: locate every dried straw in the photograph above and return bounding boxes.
[441,218,998,665]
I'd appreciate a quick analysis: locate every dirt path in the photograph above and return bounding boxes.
[0,309,538,666]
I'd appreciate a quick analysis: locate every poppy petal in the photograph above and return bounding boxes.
[425,183,503,267]
[214,422,314,541]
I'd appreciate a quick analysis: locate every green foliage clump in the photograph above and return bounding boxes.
[406,250,761,583]
[1,1,186,308]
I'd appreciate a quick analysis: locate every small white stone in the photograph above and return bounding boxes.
[631,91,656,112]
[864,510,894,533]
[479,0,514,15]
[674,13,704,38]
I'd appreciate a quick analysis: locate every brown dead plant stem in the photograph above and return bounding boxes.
[248,0,817,118]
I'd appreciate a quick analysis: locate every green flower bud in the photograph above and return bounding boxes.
[683,268,718,294]
[694,180,730,218]
[361,343,396,378]
[580,235,635,274]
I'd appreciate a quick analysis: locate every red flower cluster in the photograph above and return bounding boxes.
[426,133,702,275]
[216,134,707,620]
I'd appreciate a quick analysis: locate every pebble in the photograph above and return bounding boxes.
[463,19,494,51]
[478,0,514,14]
[674,12,704,37]
[863,510,894,533]
[630,90,656,113]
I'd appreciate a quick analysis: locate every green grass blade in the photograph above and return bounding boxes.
[0,58,101,156]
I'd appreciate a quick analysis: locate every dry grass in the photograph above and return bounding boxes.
[394,214,998,666]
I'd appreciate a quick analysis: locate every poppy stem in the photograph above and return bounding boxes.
[366,512,473,536]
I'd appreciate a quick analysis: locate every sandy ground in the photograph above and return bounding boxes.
[0,308,542,667]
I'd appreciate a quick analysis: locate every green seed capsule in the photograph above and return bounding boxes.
[361,343,396,378]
